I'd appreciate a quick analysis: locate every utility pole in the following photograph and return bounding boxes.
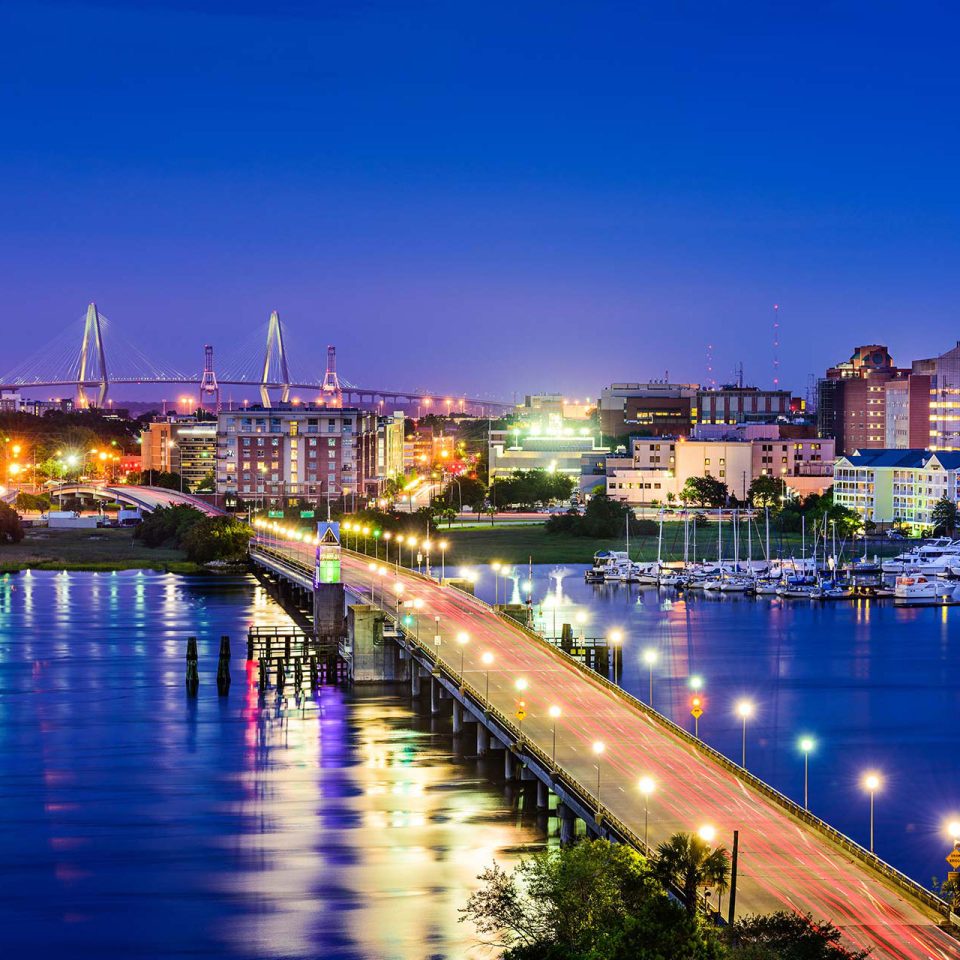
[727,829,739,926]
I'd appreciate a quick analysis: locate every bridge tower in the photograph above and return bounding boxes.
[200,344,220,413]
[76,302,108,409]
[260,310,290,408]
[321,345,343,407]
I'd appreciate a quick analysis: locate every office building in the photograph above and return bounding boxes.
[696,385,796,425]
[599,382,698,437]
[604,431,834,506]
[140,418,217,491]
[489,425,608,480]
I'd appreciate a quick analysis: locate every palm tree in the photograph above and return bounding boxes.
[653,831,729,915]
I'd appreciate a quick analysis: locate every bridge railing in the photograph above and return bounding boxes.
[249,537,953,922]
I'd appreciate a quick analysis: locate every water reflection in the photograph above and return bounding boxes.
[0,571,543,959]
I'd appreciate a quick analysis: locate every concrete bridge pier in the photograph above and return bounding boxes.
[558,802,576,845]
[452,700,464,734]
[430,676,441,715]
[313,583,345,638]
[536,779,549,810]
[411,661,422,697]
[476,723,490,755]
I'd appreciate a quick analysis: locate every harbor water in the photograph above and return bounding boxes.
[0,570,543,959]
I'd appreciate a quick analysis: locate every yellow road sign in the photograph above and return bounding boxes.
[691,707,703,719]
[946,849,960,869]
[516,709,527,721]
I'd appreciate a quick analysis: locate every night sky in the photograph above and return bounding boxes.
[2,1,959,400]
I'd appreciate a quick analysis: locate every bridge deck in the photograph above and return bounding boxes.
[253,535,959,960]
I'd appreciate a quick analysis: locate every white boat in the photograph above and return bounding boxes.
[813,582,855,600]
[882,538,959,574]
[586,550,625,582]
[658,571,686,588]
[751,579,781,595]
[777,578,819,599]
[894,574,955,601]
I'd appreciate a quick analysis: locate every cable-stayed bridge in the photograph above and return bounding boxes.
[0,303,510,414]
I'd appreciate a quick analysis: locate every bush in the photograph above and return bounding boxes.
[181,516,251,563]
[0,502,24,544]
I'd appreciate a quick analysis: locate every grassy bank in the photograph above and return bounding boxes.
[436,522,903,567]
[0,528,205,573]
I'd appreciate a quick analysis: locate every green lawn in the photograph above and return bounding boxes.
[435,522,904,567]
[0,527,202,573]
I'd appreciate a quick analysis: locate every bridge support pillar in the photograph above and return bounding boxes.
[476,724,490,755]
[558,802,576,845]
[504,750,516,781]
[347,605,397,682]
[536,780,549,810]
[411,663,422,697]
[430,676,441,715]
[313,583,345,638]
[452,700,463,733]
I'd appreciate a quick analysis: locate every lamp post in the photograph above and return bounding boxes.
[433,615,442,662]
[395,534,404,570]
[642,648,657,707]
[492,562,501,605]
[735,699,754,769]
[481,651,494,704]
[592,741,605,808]
[608,629,624,684]
[548,705,561,765]
[862,772,881,853]
[638,776,655,850]
[393,581,404,616]
[384,531,392,565]
[455,631,469,680]
[798,736,815,810]
[439,539,449,582]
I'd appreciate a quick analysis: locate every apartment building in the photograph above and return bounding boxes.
[216,406,376,506]
[834,449,960,530]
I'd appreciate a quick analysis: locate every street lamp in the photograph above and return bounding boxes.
[862,772,882,853]
[383,530,392,565]
[575,610,587,645]
[642,647,657,707]
[608,629,624,684]
[455,630,469,679]
[413,597,423,637]
[439,539,449,581]
[798,735,816,811]
[481,651,494,704]
[492,561,501,605]
[698,824,717,844]
[395,534,405,570]
[592,741,605,807]
[735,699,754,769]
[548,705,561,765]
[638,776,655,850]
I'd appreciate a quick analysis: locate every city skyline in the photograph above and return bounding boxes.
[3,2,960,396]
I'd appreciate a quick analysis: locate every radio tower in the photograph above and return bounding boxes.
[772,303,781,388]
[706,343,715,389]
[200,344,220,413]
[321,345,343,407]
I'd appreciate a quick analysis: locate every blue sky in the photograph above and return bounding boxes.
[2,1,959,400]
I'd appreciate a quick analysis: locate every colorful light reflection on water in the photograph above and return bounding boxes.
[0,571,543,959]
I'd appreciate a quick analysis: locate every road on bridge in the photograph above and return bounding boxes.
[265,535,960,960]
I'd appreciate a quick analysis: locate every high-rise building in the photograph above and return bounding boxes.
[817,345,908,455]
[216,406,376,507]
[598,382,698,437]
[915,343,960,451]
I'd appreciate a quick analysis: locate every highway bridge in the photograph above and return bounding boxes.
[249,528,960,960]
[3,483,225,516]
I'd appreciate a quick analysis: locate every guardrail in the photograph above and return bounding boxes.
[249,537,953,923]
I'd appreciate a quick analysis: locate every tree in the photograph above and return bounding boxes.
[460,839,723,960]
[725,911,870,959]
[444,475,487,514]
[0,502,24,544]
[15,492,51,513]
[181,515,251,563]
[931,496,958,536]
[652,831,729,916]
[681,476,729,508]
[747,475,783,508]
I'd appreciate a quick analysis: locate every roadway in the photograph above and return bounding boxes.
[262,534,960,960]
